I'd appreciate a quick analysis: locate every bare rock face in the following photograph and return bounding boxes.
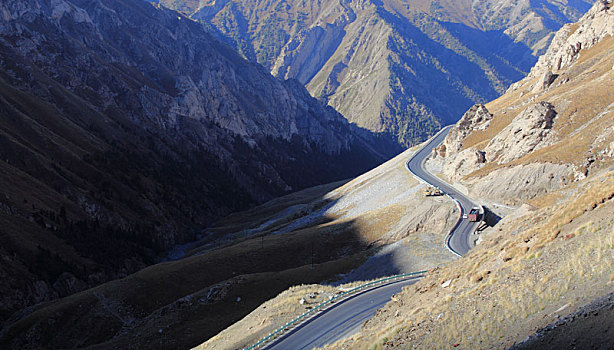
[529,0,614,79]
[485,102,557,164]
[467,163,573,204]
[441,148,486,183]
[271,13,353,85]
[436,104,493,158]
[532,70,558,93]
[429,104,492,182]
[435,101,558,185]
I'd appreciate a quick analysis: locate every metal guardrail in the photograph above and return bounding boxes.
[244,270,427,350]
[245,127,484,350]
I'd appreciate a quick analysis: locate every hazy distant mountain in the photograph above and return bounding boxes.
[2,2,612,349]
[336,2,614,348]
[0,0,390,320]
[204,2,614,349]
[157,0,592,146]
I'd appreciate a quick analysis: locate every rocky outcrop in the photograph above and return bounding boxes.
[271,15,352,85]
[531,70,558,93]
[529,0,614,79]
[441,148,487,183]
[432,101,557,183]
[436,104,493,158]
[485,102,557,163]
[431,1,613,202]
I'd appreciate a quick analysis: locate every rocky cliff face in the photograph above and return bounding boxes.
[317,4,614,349]
[0,0,390,321]
[438,104,493,157]
[528,0,614,79]
[157,0,592,147]
[429,0,614,204]
[484,101,557,163]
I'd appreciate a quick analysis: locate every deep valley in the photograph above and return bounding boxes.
[1,1,614,350]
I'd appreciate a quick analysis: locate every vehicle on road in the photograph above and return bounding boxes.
[423,186,443,197]
[468,207,481,222]
[264,126,481,350]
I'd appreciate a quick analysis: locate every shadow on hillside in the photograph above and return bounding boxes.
[512,290,614,350]
[440,22,537,74]
[482,205,503,228]
[331,244,405,285]
[1,182,398,350]
[369,8,536,127]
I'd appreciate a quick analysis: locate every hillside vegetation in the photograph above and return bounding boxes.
[325,1,614,348]
[0,0,390,323]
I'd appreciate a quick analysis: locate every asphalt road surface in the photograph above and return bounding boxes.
[264,126,480,349]
[264,277,421,350]
[405,125,481,256]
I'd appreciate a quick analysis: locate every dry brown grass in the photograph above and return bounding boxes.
[333,170,614,350]
[462,94,527,151]
[318,24,614,350]
[528,190,563,209]
[576,34,614,65]
[459,34,614,181]
[2,244,371,350]
[201,180,346,240]
[186,148,461,350]
[199,272,414,350]
[3,144,460,350]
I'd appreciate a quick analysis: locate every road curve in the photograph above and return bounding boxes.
[405,125,482,256]
[263,127,481,349]
[263,277,421,350]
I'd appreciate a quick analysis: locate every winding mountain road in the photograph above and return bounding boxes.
[263,126,481,349]
[405,125,482,256]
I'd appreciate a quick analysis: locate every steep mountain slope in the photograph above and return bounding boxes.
[195,148,460,350]
[158,0,592,146]
[430,0,614,204]
[318,1,614,348]
[0,148,459,349]
[0,0,390,322]
[176,2,614,349]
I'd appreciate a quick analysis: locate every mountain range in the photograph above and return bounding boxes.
[0,0,390,322]
[200,2,614,348]
[2,0,614,349]
[157,0,593,146]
